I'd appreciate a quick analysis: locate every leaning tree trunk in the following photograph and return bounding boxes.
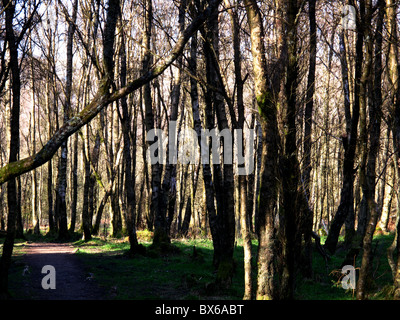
[0,0,220,300]
[0,0,222,188]
[324,1,364,255]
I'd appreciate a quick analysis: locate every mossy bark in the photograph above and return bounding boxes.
[245,0,280,300]
[0,0,223,188]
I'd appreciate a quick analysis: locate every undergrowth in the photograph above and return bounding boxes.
[3,230,398,300]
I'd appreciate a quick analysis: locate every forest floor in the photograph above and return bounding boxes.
[3,230,398,300]
[8,241,106,299]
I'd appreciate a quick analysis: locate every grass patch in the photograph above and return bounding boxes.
[73,237,246,299]
[296,232,396,300]
[3,231,399,300]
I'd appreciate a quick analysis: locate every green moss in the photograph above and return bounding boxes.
[256,91,274,120]
[0,157,33,185]
[149,229,180,257]
[256,293,273,300]
[216,258,235,289]
[152,228,170,246]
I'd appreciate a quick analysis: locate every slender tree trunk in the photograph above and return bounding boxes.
[15,176,24,239]
[391,163,400,300]
[69,133,78,233]
[356,0,383,300]
[377,129,392,231]
[324,1,365,254]
[82,127,92,241]
[386,0,400,300]
[141,0,169,247]
[201,2,236,288]
[181,164,200,236]
[0,0,223,188]
[341,0,373,267]
[161,0,186,239]
[181,32,202,238]
[92,141,122,235]
[89,133,100,234]
[224,0,253,298]
[118,18,141,254]
[379,156,393,232]
[46,30,55,233]
[102,0,122,238]
[92,188,111,235]
[188,20,232,285]
[111,184,122,237]
[278,0,301,299]
[30,43,39,235]
[182,194,192,237]
[301,0,316,278]
[0,0,20,299]
[356,1,374,242]
[55,0,78,240]
[244,0,280,300]
[247,116,256,235]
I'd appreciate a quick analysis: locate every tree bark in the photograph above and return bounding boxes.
[30,39,39,235]
[356,0,383,300]
[244,0,280,300]
[55,0,78,240]
[45,25,55,233]
[200,1,236,288]
[140,0,169,248]
[161,0,186,239]
[224,0,253,298]
[324,1,365,254]
[386,0,400,300]
[81,128,92,241]
[69,133,78,233]
[278,0,301,300]
[0,0,222,188]
[301,0,316,278]
[118,17,141,254]
[341,0,374,267]
[0,0,21,299]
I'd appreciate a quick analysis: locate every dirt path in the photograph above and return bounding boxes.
[19,242,106,300]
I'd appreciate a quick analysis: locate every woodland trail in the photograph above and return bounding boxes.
[17,242,106,300]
